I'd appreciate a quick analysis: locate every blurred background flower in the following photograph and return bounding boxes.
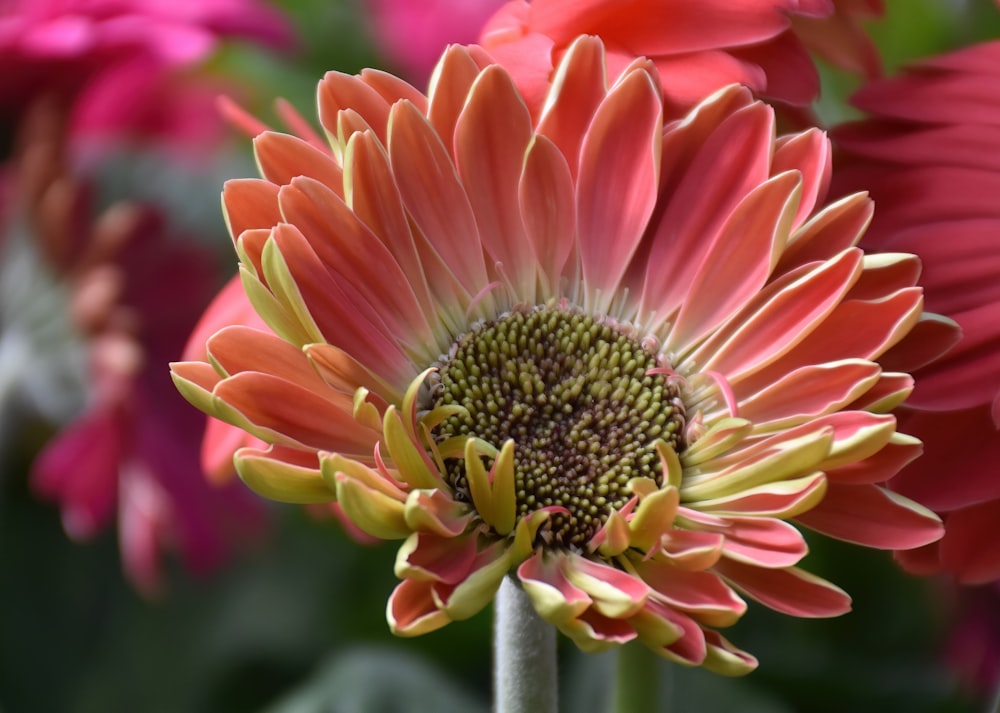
[831,40,1000,586]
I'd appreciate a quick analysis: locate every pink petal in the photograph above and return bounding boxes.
[342,131,450,322]
[530,0,796,54]
[519,134,577,285]
[427,44,491,157]
[398,531,478,584]
[388,579,451,635]
[891,405,1000,511]
[736,359,880,431]
[795,483,943,549]
[777,191,872,271]
[687,247,862,376]
[212,371,365,453]
[641,100,775,320]
[318,70,395,147]
[536,35,608,176]
[222,178,282,239]
[252,132,343,193]
[278,177,435,350]
[668,171,800,350]
[772,129,831,228]
[717,516,809,568]
[454,65,535,292]
[632,559,746,627]
[387,100,490,297]
[576,64,661,304]
[714,559,851,617]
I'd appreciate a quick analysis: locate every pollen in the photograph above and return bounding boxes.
[434,306,686,548]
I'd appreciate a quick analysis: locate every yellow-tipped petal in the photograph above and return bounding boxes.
[464,437,495,529]
[334,473,411,540]
[491,439,517,535]
[383,406,443,490]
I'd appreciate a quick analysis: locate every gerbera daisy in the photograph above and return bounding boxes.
[172,37,944,673]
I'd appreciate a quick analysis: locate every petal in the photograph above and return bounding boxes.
[404,488,473,538]
[668,171,799,350]
[563,553,650,618]
[692,472,828,519]
[795,483,943,550]
[577,65,662,306]
[234,444,330,503]
[714,560,852,618]
[518,551,593,623]
[536,35,608,176]
[686,247,862,377]
[519,134,577,289]
[735,359,881,431]
[395,531,478,584]
[716,516,809,568]
[253,131,344,192]
[640,98,774,320]
[938,501,1000,584]
[632,558,746,628]
[388,579,452,636]
[455,65,535,294]
[387,100,489,297]
[222,178,282,239]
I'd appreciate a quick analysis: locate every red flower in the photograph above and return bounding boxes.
[478,0,882,119]
[832,41,1000,583]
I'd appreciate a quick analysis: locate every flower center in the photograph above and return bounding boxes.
[433,306,686,549]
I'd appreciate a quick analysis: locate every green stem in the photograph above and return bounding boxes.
[613,642,668,713]
[494,575,558,713]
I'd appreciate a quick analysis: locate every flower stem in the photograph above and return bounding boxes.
[494,575,558,713]
[613,642,668,713]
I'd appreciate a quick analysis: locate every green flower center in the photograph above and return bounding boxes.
[433,307,686,549]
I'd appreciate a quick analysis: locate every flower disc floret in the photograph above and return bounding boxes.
[433,305,686,549]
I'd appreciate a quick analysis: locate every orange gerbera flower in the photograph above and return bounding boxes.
[172,37,944,674]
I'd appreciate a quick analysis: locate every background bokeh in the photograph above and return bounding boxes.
[1,1,999,711]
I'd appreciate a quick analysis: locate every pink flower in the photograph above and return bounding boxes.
[0,0,295,148]
[363,0,506,85]
[831,41,1000,583]
[174,38,944,672]
[478,0,882,119]
[10,99,267,596]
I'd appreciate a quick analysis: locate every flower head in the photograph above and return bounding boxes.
[174,37,943,673]
[1,97,267,595]
[831,41,1000,584]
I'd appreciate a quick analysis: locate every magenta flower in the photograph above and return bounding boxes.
[363,0,506,85]
[5,99,268,596]
[0,0,294,148]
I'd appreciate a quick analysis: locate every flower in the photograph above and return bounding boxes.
[1,96,267,595]
[478,0,882,119]
[173,37,944,673]
[831,40,1000,584]
[0,0,295,149]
